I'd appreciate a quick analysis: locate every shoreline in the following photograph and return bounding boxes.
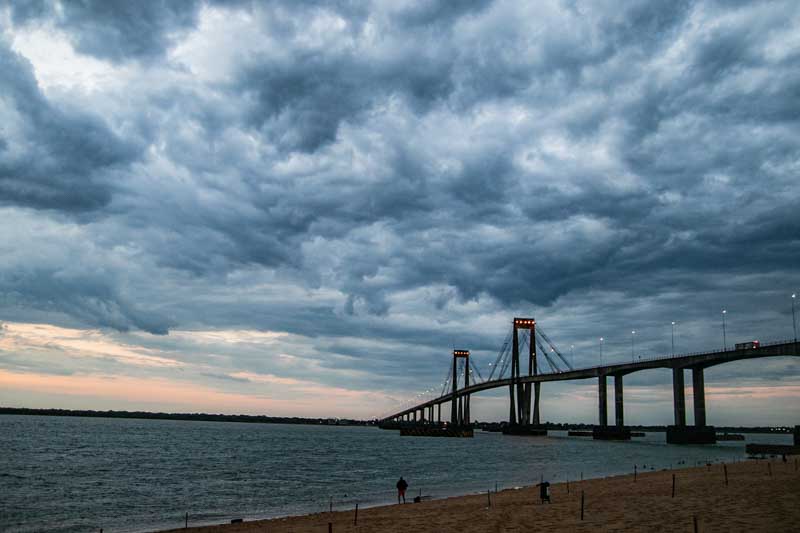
[158,457,799,532]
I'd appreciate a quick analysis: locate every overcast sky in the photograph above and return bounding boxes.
[1,1,798,425]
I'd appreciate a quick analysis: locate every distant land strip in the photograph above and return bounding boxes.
[0,407,372,426]
[0,407,794,433]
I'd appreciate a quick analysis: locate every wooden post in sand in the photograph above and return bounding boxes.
[671,474,676,498]
[354,503,358,525]
[328,522,332,533]
[185,512,188,528]
[580,491,585,520]
[693,515,698,533]
[567,479,570,494]
[724,464,728,486]
[487,489,491,508]
[634,464,637,482]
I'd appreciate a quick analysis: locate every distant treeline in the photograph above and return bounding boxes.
[2,408,793,433]
[473,421,794,434]
[0,407,375,426]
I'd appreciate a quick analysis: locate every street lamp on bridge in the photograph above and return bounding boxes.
[600,337,604,365]
[671,321,676,356]
[722,309,727,350]
[631,330,636,361]
[793,293,797,342]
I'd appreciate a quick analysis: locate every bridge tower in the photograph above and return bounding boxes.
[451,350,471,426]
[504,318,547,435]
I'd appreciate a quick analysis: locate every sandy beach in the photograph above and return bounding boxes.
[163,458,799,533]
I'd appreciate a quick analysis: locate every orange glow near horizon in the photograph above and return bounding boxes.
[0,368,386,418]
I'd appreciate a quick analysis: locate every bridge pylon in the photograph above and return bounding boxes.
[451,349,471,427]
[504,318,547,436]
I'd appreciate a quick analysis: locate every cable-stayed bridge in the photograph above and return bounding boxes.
[380,317,799,443]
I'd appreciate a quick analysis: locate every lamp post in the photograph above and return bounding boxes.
[571,344,574,367]
[671,321,675,356]
[600,337,604,366]
[631,330,636,361]
[793,294,797,343]
[722,309,727,350]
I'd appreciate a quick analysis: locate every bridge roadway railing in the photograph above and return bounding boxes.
[564,337,796,374]
[383,339,798,421]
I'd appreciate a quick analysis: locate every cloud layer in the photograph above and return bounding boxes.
[1,1,798,421]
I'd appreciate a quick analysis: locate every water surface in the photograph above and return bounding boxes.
[0,415,791,532]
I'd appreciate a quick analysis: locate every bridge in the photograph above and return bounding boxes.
[380,317,799,443]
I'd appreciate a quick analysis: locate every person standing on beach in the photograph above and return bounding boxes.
[536,480,551,504]
[396,476,408,504]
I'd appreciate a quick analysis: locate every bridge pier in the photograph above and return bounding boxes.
[666,366,716,444]
[672,368,686,426]
[594,374,631,440]
[692,367,706,427]
[598,375,607,426]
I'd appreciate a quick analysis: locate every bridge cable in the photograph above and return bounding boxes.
[523,331,557,373]
[535,335,563,373]
[469,358,485,383]
[537,326,573,371]
[440,364,454,398]
[488,328,512,381]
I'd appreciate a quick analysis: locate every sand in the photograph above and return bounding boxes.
[162,458,800,533]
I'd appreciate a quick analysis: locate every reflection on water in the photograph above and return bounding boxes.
[0,415,792,532]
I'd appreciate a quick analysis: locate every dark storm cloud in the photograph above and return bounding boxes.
[10,0,203,62]
[0,263,173,335]
[0,42,141,212]
[1,0,799,407]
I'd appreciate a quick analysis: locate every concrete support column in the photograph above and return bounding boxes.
[451,356,458,424]
[598,375,608,426]
[673,368,686,427]
[692,367,706,427]
[508,385,516,425]
[437,403,441,423]
[533,382,541,425]
[614,375,624,428]
[464,395,470,426]
[522,384,531,425]
[509,327,519,425]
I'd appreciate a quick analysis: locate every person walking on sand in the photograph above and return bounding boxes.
[396,476,409,504]
[536,480,551,504]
